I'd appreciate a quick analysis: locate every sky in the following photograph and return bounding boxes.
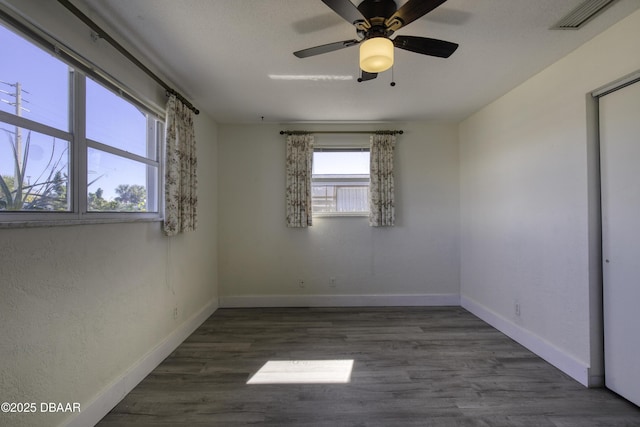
[313,151,369,175]
[0,22,153,202]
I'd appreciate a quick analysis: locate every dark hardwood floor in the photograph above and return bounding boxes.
[97,307,640,426]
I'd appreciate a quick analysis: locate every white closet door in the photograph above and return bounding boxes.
[600,80,640,406]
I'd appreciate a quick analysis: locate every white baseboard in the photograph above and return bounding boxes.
[461,295,591,387]
[63,299,218,427]
[219,293,460,308]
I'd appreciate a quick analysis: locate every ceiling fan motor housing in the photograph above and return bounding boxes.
[357,0,397,20]
[357,0,399,39]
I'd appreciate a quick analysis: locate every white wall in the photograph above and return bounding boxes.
[218,122,460,306]
[459,10,640,386]
[0,2,219,426]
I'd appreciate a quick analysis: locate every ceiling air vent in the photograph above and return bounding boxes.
[551,0,618,30]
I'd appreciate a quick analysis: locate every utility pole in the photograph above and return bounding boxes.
[15,81,23,176]
[0,80,30,185]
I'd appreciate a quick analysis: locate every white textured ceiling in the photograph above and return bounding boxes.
[79,0,639,123]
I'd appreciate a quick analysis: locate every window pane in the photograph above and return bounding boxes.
[337,186,369,212]
[86,79,153,158]
[312,184,369,213]
[87,148,157,212]
[313,151,369,175]
[312,185,336,212]
[0,24,70,131]
[0,122,70,211]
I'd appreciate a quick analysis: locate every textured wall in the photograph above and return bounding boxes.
[459,10,640,377]
[0,112,218,427]
[218,122,460,301]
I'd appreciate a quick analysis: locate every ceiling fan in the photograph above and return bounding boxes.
[294,0,459,82]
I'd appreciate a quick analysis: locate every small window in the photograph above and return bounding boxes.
[85,79,160,213]
[0,123,71,211]
[0,24,69,131]
[0,23,71,213]
[312,149,369,216]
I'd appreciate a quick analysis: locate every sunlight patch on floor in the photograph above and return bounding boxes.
[247,359,354,384]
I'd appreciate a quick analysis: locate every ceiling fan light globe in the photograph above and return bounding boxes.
[359,37,393,73]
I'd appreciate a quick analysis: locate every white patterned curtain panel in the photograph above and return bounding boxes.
[164,95,198,236]
[285,134,314,227]
[369,133,395,227]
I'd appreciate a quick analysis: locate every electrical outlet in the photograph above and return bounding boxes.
[298,280,305,288]
[330,277,337,287]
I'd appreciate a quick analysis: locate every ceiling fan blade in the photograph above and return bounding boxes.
[322,0,369,25]
[294,39,360,58]
[394,35,458,58]
[386,0,447,30]
[358,71,378,82]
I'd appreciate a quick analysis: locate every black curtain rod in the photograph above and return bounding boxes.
[57,0,199,115]
[280,130,403,135]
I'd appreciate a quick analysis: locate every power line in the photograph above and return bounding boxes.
[0,80,31,112]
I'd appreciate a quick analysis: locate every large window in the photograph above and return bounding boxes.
[0,21,162,221]
[312,149,370,216]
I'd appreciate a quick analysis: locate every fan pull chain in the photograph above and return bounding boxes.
[390,66,396,87]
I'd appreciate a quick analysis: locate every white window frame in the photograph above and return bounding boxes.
[312,147,370,218]
[0,17,164,227]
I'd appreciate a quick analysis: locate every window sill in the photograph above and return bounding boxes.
[0,216,163,229]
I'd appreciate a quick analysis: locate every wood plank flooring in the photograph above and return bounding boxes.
[97,307,640,426]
